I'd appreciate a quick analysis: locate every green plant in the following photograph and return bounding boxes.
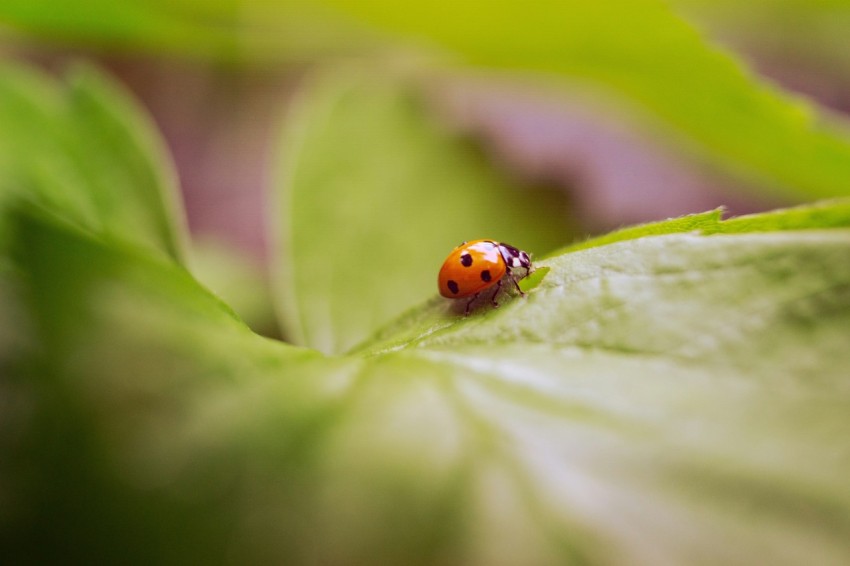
[2,2,850,564]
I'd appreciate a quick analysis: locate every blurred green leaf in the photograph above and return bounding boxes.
[0,61,187,262]
[318,0,850,201]
[7,0,850,207]
[6,199,850,564]
[272,67,573,354]
[0,0,372,64]
[673,0,850,74]
[3,208,319,564]
[189,238,280,337]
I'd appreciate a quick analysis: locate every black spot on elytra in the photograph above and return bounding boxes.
[480,270,492,282]
[460,253,473,267]
[447,280,459,294]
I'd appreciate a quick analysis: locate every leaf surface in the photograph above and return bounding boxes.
[6,200,850,565]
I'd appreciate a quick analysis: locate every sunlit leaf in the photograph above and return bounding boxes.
[360,199,850,353]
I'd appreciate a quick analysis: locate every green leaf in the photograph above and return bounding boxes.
[710,198,850,233]
[2,208,327,564]
[673,0,850,76]
[316,0,850,201]
[554,198,850,256]
[0,0,373,64]
[272,67,573,354]
[6,200,850,564]
[359,199,850,353]
[189,238,281,337]
[0,61,187,263]
[9,1,850,207]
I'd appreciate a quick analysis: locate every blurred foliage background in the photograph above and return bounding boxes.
[2,1,850,564]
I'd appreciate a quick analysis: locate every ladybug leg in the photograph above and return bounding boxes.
[464,293,479,316]
[505,266,527,297]
[512,275,526,297]
[491,279,503,308]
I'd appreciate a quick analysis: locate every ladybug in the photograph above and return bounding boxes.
[438,239,534,315]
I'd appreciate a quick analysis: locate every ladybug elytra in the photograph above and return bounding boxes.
[438,239,533,315]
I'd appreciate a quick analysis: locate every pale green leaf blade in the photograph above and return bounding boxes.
[357,199,850,354]
[711,198,850,233]
[555,198,850,256]
[272,67,573,354]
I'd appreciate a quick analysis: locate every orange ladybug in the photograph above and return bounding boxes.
[438,239,533,315]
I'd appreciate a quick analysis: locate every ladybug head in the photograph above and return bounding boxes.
[498,243,532,271]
